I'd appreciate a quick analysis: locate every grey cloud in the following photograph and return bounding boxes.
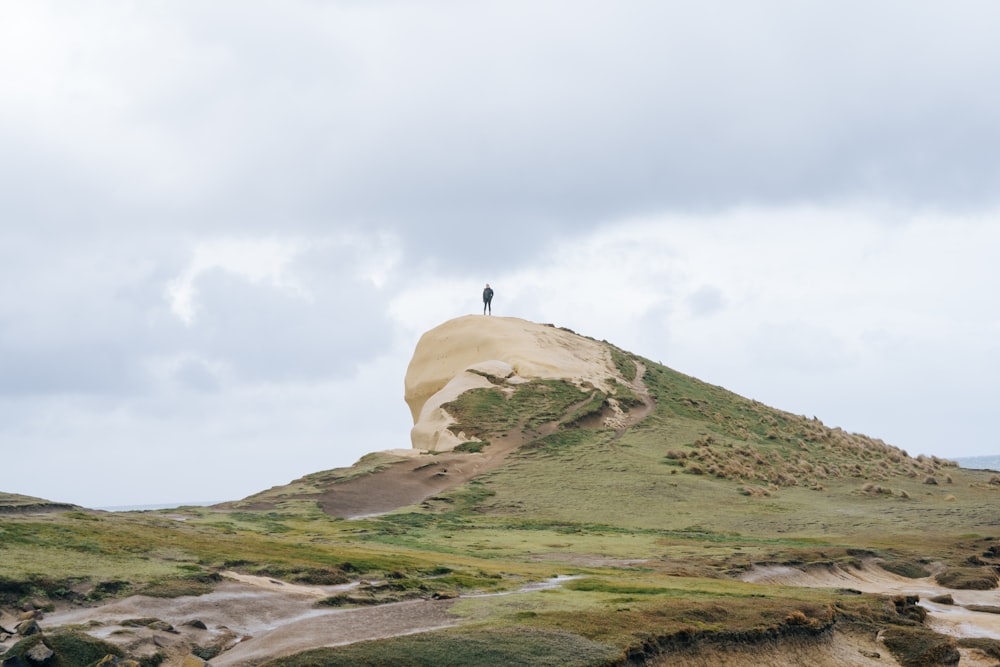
[171,357,223,393]
[0,231,393,396]
[9,3,1000,264]
[174,255,393,383]
[687,286,725,318]
[746,322,854,374]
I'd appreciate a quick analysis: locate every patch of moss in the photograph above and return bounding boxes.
[454,441,487,453]
[880,625,960,667]
[2,631,124,666]
[260,626,618,667]
[878,560,931,579]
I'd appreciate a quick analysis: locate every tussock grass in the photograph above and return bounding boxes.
[935,566,999,590]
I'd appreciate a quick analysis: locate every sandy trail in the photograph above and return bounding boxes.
[317,359,655,520]
[36,573,585,666]
[209,598,457,667]
[36,571,457,666]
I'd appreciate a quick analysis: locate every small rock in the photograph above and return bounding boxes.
[859,649,880,659]
[147,620,175,633]
[25,642,54,664]
[15,619,41,636]
[17,611,39,622]
[182,619,207,630]
[181,656,209,667]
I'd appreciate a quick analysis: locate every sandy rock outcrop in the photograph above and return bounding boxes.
[403,316,620,452]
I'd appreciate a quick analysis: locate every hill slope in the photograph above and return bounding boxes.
[3,316,1000,666]
[239,315,974,542]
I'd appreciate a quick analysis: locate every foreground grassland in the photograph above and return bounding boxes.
[3,352,1000,665]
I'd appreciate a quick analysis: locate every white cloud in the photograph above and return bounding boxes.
[166,237,309,325]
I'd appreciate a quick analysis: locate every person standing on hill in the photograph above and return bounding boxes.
[483,283,494,315]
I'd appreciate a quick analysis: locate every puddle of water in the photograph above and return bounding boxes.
[465,575,580,598]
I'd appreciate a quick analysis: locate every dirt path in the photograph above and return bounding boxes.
[317,430,530,519]
[36,571,457,667]
[36,573,584,666]
[317,362,656,519]
[209,597,458,667]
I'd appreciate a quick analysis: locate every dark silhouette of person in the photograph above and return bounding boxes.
[483,283,494,315]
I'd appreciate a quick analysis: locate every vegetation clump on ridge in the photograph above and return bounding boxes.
[2,326,999,666]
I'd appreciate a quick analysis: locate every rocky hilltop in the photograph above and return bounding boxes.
[404,315,632,452]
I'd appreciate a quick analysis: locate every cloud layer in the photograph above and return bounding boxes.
[2,2,999,506]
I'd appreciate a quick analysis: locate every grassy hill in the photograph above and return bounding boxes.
[2,328,999,666]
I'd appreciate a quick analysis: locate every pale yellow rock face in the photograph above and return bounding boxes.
[403,315,619,451]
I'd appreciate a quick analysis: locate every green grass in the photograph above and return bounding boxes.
[444,379,595,440]
[609,346,638,382]
[260,627,619,667]
[3,331,1000,665]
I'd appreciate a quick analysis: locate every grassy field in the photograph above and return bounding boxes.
[2,344,999,666]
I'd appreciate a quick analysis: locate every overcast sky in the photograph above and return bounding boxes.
[2,2,999,508]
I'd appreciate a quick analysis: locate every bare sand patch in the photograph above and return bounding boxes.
[646,631,902,667]
[741,561,1000,641]
[37,574,456,667]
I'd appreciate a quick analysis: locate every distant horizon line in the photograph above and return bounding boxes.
[95,500,221,512]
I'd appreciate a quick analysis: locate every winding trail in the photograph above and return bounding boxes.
[37,572,581,667]
[312,360,657,520]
